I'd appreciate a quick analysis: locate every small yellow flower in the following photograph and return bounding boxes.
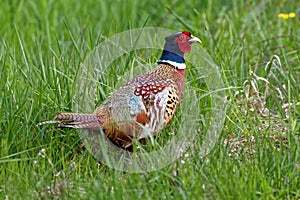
[289,12,296,18]
[278,13,289,19]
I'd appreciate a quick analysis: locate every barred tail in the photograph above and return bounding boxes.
[36,113,104,129]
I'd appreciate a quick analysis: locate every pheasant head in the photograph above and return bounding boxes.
[159,31,201,69]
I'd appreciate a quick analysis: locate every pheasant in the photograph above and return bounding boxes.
[39,31,201,150]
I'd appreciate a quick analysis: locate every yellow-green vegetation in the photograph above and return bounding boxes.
[0,0,299,199]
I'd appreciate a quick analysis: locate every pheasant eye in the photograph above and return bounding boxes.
[178,35,185,41]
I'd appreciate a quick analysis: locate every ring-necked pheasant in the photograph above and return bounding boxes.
[38,31,201,150]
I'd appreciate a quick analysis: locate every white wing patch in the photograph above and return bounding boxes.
[143,87,169,137]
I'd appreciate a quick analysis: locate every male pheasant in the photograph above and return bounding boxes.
[39,31,201,150]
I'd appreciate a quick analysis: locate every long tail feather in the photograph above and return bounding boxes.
[36,113,104,129]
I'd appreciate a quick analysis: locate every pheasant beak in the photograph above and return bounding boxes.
[188,35,201,44]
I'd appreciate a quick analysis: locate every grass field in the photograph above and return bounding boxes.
[1,0,300,199]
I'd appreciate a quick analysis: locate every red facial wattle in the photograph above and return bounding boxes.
[182,31,191,37]
[175,34,192,53]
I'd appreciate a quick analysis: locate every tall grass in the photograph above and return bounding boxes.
[0,0,299,199]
